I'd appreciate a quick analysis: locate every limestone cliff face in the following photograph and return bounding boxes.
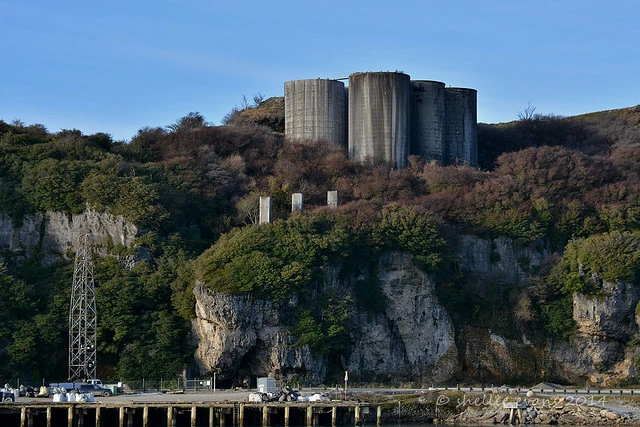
[457,235,548,283]
[457,237,640,385]
[562,279,640,383]
[573,280,639,341]
[345,252,457,383]
[458,234,640,385]
[192,252,458,384]
[0,209,137,264]
[192,283,326,383]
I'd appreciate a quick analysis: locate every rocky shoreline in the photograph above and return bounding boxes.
[446,396,640,424]
[366,390,640,425]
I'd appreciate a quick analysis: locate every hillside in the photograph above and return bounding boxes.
[478,105,640,168]
[0,102,639,386]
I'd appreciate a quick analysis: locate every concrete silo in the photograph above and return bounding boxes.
[284,79,347,146]
[348,72,411,169]
[410,80,446,163]
[444,87,477,167]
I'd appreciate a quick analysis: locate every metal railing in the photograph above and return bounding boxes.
[118,378,215,393]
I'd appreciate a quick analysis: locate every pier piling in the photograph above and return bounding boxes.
[167,406,174,427]
[0,400,378,427]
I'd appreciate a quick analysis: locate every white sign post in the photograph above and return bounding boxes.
[344,371,348,400]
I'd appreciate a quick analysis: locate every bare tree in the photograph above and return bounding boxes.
[518,103,537,121]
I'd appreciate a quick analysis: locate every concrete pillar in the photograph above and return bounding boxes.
[262,406,269,426]
[191,405,197,427]
[355,406,361,427]
[119,407,125,427]
[209,407,214,427]
[68,406,73,427]
[284,406,290,427]
[292,193,304,212]
[168,406,174,427]
[239,404,245,427]
[95,406,100,427]
[143,406,149,427]
[47,407,52,427]
[306,406,313,427]
[376,406,382,427]
[21,407,26,427]
[259,197,272,224]
[331,407,337,427]
[327,191,338,208]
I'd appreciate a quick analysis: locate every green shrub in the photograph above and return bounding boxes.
[541,295,576,341]
[574,232,640,283]
[548,232,640,298]
[372,205,444,271]
[195,216,352,300]
[292,290,353,354]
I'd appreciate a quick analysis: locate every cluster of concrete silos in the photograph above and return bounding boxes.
[284,71,477,168]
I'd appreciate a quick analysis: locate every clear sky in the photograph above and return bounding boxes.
[1,0,638,141]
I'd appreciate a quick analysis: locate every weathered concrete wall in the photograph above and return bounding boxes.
[445,87,478,166]
[259,197,272,225]
[283,71,479,169]
[348,72,411,169]
[327,190,338,208]
[291,193,303,212]
[411,80,446,163]
[284,79,347,147]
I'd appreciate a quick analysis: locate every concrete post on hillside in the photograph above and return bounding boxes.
[292,193,304,212]
[259,197,272,224]
[327,190,338,208]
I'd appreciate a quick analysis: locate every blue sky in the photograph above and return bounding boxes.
[1,0,638,141]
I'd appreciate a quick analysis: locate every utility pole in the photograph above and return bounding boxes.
[68,234,97,381]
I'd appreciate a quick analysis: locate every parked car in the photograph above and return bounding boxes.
[76,383,111,397]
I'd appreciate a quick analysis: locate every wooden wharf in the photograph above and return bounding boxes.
[0,400,381,427]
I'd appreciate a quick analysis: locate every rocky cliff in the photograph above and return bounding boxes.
[565,278,640,385]
[191,235,640,387]
[5,206,636,387]
[192,252,458,385]
[192,283,327,384]
[0,208,137,264]
[457,235,548,283]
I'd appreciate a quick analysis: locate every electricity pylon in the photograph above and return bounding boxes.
[68,234,97,381]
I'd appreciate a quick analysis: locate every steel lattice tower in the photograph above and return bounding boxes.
[68,234,97,381]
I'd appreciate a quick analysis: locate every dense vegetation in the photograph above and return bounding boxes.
[0,100,639,384]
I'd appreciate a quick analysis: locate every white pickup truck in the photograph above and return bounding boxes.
[49,379,111,396]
